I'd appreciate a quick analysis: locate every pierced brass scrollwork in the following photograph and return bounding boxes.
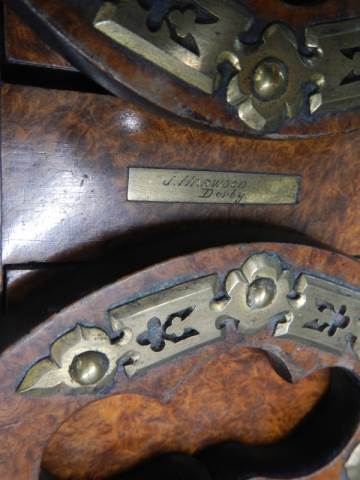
[307,18,360,116]
[275,275,360,357]
[18,253,360,395]
[139,0,220,56]
[94,1,360,132]
[94,0,252,94]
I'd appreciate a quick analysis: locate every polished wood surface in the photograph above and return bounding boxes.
[2,83,360,278]
[0,243,358,479]
[43,352,329,479]
[4,4,75,70]
[1,4,360,479]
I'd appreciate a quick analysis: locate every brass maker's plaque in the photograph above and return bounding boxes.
[128,168,300,204]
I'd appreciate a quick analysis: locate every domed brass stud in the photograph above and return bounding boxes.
[70,351,109,386]
[247,277,277,309]
[253,58,288,101]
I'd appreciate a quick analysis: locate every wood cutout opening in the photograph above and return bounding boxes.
[42,365,358,479]
[38,347,360,479]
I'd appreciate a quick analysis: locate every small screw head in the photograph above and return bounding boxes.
[247,277,277,309]
[253,58,288,101]
[70,351,109,386]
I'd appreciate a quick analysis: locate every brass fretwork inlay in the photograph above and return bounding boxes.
[94,2,360,132]
[18,253,360,396]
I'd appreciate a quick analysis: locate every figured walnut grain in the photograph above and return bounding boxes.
[4,5,76,70]
[2,84,360,274]
[43,351,329,479]
[0,243,359,479]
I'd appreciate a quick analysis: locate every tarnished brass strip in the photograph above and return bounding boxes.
[95,5,212,93]
[127,168,300,204]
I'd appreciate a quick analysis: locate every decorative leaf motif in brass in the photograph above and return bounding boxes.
[17,325,133,395]
[18,253,360,395]
[216,17,360,130]
[210,253,293,334]
[306,18,360,116]
[274,275,360,357]
[109,253,296,377]
[218,19,360,131]
[94,2,360,131]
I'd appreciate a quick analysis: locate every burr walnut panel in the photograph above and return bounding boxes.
[2,84,360,272]
[4,5,75,70]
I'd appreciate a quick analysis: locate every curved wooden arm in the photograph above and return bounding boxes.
[7,0,360,136]
[0,242,359,479]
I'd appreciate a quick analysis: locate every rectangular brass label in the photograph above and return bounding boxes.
[128,168,300,205]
